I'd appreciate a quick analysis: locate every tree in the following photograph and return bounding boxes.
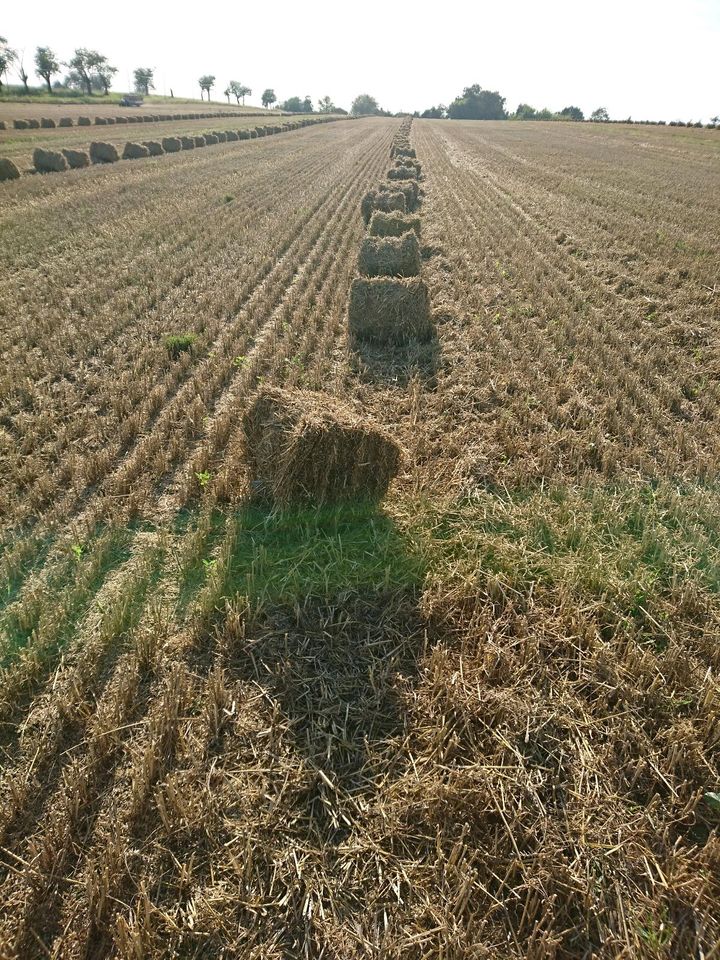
[351,94,381,116]
[447,84,507,120]
[261,88,276,109]
[133,67,154,95]
[0,37,17,92]
[95,59,117,95]
[317,95,336,114]
[421,104,446,119]
[301,95,313,113]
[199,75,216,100]
[67,49,113,96]
[514,103,538,120]
[17,56,29,94]
[229,81,251,105]
[590,106,609,122]
[223,86,231,103]
[35,47,60,93]
[280,96,304,112]
[560,105,584,121]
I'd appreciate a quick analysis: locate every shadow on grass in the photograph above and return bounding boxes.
[348,329,441,389]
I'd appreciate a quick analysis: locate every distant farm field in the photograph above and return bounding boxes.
[0,118,719,958]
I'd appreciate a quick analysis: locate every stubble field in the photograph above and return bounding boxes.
[0,117,719,958]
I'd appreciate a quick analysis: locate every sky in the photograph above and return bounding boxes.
[4,0,720,120]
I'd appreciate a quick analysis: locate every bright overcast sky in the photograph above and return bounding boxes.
[4,0,719,120]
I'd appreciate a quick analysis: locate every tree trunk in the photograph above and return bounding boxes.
[45,76,52,94]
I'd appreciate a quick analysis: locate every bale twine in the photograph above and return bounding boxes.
[180,136,195,149]
[361,187,406,224]
[142,140,164,156]
[61,148,90,169]
[348,277,432,344]
[13,119,29,129]
[89,141,120,164]
[0,158,21,181]
[78,116,91,126]
[161,136,182,153]
[242,387,403,505]
[33,148,68,173]
[40,117,56,128]
[357,232,422,278]
[122,141,150,159]
[204,133,219,145]
[369,210,421,238]
[58,117,73,127]
[194,135,206,147]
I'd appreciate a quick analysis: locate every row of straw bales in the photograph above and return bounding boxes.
[349,118,432,344]
[0,116,344,181]
[8,108,297,130]
[239,120,424,506]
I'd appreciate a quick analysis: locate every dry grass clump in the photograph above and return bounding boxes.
[61,148,90,169]
[40,117,56,128]
[122,142,150,160]
[369,209,421,238]
[358,231,422,278]
[348,276,433,343]
[89,141,119,164]
[0,157,21,181]
[242,387,403,504]
[143,140,164,156]
[32,148,68,174]
[161,137,182,153]
[361,187,406,224]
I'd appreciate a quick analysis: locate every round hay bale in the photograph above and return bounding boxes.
[95,116,108,125]
[194,135,206,147]
[238,129,251,140]
[255,126,266,137]
[180,136,195,150]
[122,141,150,159]
[106,117,116,125]
[0,158,21,181]
[58,117,73,127]
[33,147,68,173]
[13,119,29,130]
[358,231,422,278]
[61,148,90,169]
[225,129,239,141]
[142,140,164,156]
[215,130,228,142]
[89,141,120,164]
[77,116,91,126]
[115,116,128,124]
[40,117,56,128]
[204,133,219,145]
[369,210,421,238]
[249,129,258,138]
[0,121,5,130]
[161,136,182,153]
[348,277,432,344]
[25,119,40,129]
[242,387,403,505]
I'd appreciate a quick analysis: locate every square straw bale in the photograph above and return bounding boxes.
[348,277,433,344]
[369,210,421,238]
[358,232,421,278]
[242,387,403,505]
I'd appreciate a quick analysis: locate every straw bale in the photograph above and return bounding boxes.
[348,277,433,344]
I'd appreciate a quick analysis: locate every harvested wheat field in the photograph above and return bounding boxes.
[1,116,719,959]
